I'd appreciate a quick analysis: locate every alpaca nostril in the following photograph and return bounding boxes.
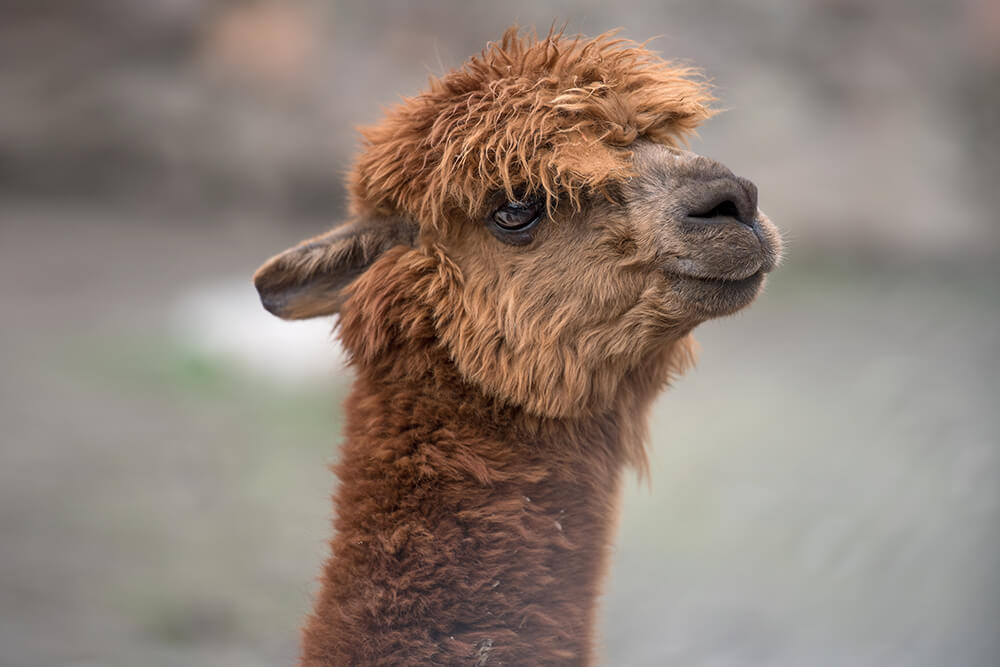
[683,179,756,229]
[690,198,741,222]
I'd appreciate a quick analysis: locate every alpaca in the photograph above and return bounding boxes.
[254,28,781,665]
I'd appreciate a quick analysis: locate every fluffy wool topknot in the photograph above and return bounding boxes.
[349,27,715,229]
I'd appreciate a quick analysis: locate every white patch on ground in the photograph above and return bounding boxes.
[169,277,347,385]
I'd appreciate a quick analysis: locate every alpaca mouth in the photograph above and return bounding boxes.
[672,256,764,282]
[664,266,767,315]
[671,268,765,291]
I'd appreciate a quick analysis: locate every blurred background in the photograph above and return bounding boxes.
[1,1,998,665]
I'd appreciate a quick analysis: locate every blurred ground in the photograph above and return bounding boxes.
[2,1,999,666]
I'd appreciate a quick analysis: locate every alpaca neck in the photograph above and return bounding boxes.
[298,353,658,666]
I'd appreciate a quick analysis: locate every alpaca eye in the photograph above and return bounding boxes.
[492,199,543,232]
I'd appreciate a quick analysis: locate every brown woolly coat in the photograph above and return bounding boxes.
[300,247,694,665]
[253,27,779,667]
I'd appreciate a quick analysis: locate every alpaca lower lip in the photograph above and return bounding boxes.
[673,270,765,289]
[672,256,764,282]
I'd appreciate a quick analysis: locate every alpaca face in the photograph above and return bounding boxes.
[397,140,780,417]
[440,139,781,328]
[253,30,782,417]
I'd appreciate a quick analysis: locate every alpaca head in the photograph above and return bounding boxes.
[254,28,782,419]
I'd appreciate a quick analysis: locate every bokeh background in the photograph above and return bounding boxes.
[2,1,998,665]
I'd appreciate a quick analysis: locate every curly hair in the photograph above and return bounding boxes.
[350,27,715,230]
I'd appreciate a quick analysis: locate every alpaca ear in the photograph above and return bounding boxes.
[253,217,416,320]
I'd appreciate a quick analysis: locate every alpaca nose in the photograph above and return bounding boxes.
[683,175,758,229]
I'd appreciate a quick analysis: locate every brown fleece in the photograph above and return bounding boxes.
[350,28,713,229]
[252,26,781,666]
[300,248,692,665]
